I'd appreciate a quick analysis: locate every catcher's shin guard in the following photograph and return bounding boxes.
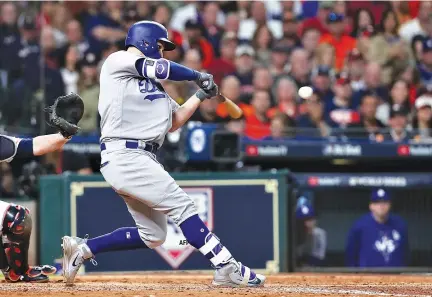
[2,204,32,276]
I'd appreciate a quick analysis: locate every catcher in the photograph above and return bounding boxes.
[0,93,83,282]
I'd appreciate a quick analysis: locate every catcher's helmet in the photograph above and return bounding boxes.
[125,21,176,59]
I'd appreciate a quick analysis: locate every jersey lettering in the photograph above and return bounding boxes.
[138,79,165,101]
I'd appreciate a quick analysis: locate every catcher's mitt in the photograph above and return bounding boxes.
[44,93,84,139]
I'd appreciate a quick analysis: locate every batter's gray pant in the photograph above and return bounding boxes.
[100,147,198,249]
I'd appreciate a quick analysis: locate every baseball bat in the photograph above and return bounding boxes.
[217,94,243,119]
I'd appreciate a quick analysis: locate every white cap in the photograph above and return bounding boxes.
[235,44,255,57]
[415,95,432,109]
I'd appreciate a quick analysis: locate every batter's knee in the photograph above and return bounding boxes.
[170,197,198,226]
[155,186,198,226]
[137,226,166,249]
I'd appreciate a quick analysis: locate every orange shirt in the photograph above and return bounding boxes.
[319,34,356,71]
[217,102,254,119]
[245,113,271,140]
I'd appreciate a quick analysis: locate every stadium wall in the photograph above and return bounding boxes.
[39,171,290,273]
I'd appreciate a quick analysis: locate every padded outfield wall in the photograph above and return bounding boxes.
[39,171,290,273]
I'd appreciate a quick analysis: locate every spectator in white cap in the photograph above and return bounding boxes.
[234,44,256,95]
[413,95,432,140]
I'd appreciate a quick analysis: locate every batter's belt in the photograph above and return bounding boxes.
[100,140,159,155]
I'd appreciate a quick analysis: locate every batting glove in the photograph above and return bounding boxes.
[195,72,215,92]
[195,85,219,101]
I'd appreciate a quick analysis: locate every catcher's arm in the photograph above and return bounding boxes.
[0,133,69,162]
[33,133,69,156]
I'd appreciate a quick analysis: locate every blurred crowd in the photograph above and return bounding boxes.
[2,1,432,143]
[2,0,432,196]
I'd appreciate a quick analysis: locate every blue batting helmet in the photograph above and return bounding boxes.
[125,21,176,59]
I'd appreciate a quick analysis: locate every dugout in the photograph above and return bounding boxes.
[289,173,432,272]
[237,138,432,272]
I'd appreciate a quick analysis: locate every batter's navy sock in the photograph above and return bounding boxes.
[86,227,148,255]
[180,215,233,268]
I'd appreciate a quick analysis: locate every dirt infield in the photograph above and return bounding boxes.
[1,273,432,297]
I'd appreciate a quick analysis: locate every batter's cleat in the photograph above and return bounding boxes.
[61,236,95,285]
[212,260,266,287]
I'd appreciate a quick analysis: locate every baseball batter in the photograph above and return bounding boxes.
[0,133,70,282]
[61,21,265,287]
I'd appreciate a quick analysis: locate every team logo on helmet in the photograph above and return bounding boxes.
[155,188,214,269]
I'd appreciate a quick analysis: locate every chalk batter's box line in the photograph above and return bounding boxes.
[69,179,280,273]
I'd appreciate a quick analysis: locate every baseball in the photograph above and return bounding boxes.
[298,86,313,99]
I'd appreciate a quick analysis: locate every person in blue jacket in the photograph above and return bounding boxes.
[345,188,409,267]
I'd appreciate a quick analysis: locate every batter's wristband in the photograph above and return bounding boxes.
[195,89,209,101]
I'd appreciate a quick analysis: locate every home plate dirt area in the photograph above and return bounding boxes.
[1,273,432,297]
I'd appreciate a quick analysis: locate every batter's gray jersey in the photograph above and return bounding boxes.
[98,50,180,147]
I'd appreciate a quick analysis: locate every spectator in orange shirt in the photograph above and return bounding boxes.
[320,12,356,72]
[207,31,237,85]
[267,77,298,119]
[216,75,254,120]
[183,19,214,69]
[245,90,271,140]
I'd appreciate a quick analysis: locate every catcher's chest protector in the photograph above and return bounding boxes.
[0,135,18,163]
